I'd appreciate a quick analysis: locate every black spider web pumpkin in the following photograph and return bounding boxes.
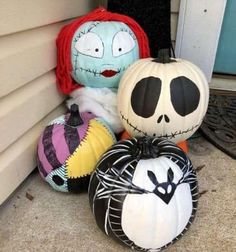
[89,137,198,251]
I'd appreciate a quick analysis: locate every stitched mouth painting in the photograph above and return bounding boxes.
[56,8,150,94]
[120,111,201,141]
[71,21,139,88]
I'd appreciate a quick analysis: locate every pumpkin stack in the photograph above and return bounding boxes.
[36,7,150,193]
[36,6,208,251]
[88,27,209,252]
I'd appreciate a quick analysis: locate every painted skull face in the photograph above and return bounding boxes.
[71,21,139,89]
[118,58,209,143]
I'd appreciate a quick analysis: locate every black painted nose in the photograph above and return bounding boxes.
[157,114,170,123]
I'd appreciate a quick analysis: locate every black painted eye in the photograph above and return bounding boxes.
[52,175,64,186]
[170,76,200,117]
[131,77,162,118]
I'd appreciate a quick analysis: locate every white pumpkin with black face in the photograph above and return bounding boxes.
[118,51,209,143]
[89,138,198,251]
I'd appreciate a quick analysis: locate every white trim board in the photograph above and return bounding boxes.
[175,0,227,82]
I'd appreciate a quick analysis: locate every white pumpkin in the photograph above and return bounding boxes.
[117,51,209,143]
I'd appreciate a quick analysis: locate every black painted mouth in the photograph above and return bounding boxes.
[120,111,200,140]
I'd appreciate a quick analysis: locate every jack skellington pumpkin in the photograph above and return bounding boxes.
[117,49,209,143]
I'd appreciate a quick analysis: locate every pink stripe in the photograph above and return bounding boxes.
[78,112,95,140]
[37,132,53,175]
[51,124,70,164]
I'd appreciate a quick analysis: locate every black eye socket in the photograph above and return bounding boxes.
[131,77,162,118]
[170,76,200,117]
[52,175,64,186]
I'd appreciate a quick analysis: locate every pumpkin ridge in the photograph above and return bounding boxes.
[94,118,116,142]
[88,118,116,156]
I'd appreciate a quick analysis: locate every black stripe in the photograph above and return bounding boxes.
[64,125,80,154]
[67,176,90,193]
[43,125,62,169]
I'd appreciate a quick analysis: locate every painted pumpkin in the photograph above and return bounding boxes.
[89,137,198,251]
[56,7,150,94]
[71,20,139,89]
[37,104,116,193]
[117,49,209,143]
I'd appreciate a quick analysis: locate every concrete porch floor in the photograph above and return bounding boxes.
[0,137,235,252]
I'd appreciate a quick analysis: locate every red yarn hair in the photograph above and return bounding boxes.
[56,7,150,94]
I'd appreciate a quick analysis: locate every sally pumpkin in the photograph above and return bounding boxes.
[118,49,209,143]
[56,8,150,133]
[37,104,116,193]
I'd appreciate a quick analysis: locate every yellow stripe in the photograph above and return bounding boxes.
[66,119,115,178]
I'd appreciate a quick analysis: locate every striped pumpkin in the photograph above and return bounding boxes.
[89,137,198,251]
[37,104,116,193]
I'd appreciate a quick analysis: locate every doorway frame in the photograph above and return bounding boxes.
[175,0,227,82]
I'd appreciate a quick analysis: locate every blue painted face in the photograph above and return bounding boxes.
[71,21,139,89]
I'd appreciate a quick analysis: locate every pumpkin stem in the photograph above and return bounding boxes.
[132,137,159,159]
[152,48,176,64]
[67,104,83,127]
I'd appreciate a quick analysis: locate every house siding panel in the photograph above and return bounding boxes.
[0,0,97,36]
[0,71,65,153]
[0,22,67,98]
